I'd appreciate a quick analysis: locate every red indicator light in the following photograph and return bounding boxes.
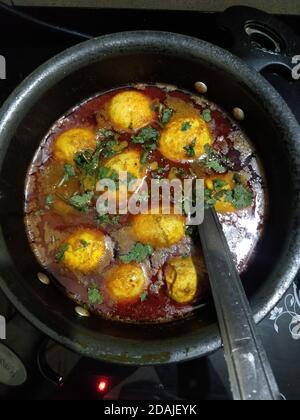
[97,378,108,393]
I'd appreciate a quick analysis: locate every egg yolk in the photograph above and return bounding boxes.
[132,211,186,249]
[62,230,107,273]
[53,128,96,163]
[102,150,146,207]
[159,116,212,163]
[105,149,145,180]
[106,263,147,303]
[108,91,155,132]
[165,256,199,304]
[205,172,252,213]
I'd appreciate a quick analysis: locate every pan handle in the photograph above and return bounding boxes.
[198,209,281,400]
[218,6,300,76]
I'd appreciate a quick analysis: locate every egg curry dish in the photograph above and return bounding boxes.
[24,84,266,323]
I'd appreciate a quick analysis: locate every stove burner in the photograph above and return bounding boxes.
[244,22,284,53]
[0,344,27,387]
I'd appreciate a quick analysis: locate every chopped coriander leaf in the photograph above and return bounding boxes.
[97,128,115,140]
[74,149,94,169]
[97,130,123,159]
[45,194,54,209]
[157,166,167,175]
[233,173,242,184]
[203,144,229,174]
[120,243,153,264]
[80,239,89,248]
[58,164,76,187]
[74,129,121,180]
[140,151,150,165]
[97,130,127,158]
[66,191,94,212]
[206,159,226,173]
[225,184,253,210]
[147,143,158,151]
[132,126,160,145]
[97,214,121,227]
[101,141,119,159]
[205,188,225,204]
[158,104,174,126]
[213,179,227,190]
[151,165,169,179]
[98,167,119,181]
[202,109,212,122]
[183,138,196,158]
[215,190,228,200]
[181,121,192,132]
[205,144,215,156]
[98,166,111,180]
[204,188,227,209]
[88,285,104,305]
[151,171,163,180]
[55,244,69,263]
[185,225,195,236]
[133,126,160,164]
[204,188,217,209]
[63,163,75,178]
[74,147,102,188]
[140,290,148,302]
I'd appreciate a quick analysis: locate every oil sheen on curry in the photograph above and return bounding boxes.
[25,84,266,324]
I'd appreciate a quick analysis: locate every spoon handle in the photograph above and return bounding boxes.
[198,208,280,400]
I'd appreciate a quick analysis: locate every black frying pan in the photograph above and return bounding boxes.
[0,28,300,365]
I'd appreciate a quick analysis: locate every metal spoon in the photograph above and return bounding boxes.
[198,208,281,400]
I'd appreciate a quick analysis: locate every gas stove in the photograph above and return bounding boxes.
[0,4,300,401]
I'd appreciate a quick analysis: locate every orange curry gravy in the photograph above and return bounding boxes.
[24,84,266,324]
